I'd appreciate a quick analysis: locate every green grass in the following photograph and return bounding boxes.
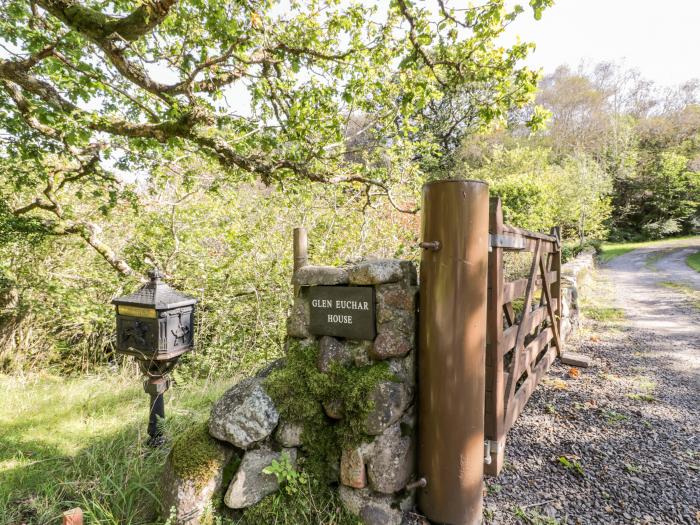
[0,372,232,525]
[659,281,700,311]
[582,306,625,322]
[687,250,700,273]
[598,235,700,263]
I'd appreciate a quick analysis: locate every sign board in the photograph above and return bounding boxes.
[309,286,376,340]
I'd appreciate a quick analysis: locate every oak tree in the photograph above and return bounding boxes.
[0,0,551,275]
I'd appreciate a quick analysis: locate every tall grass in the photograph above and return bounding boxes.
[0,372,232,525]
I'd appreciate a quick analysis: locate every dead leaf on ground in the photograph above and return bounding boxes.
[551,378,568,390]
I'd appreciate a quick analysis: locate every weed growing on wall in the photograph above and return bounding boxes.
[233,478,361,525]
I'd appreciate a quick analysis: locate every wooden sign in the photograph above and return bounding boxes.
[309,286,376,340]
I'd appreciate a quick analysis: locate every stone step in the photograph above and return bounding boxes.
[560,352,591,368]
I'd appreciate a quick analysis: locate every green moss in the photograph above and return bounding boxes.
[171,422,230,489]
[264,339,393,480]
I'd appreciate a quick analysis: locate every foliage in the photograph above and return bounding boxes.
[0,0,550,275]
[557,455,584,477]
[0,180,419,376]
[232,475,361,525]
[0,372,231,524]
[170,422,233,490]
[264,338,392,481]
[262,452,308,496]
[534,63,700,240]
[459,145,612,240]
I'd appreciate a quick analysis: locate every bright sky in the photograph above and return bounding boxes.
[506,0,700,87]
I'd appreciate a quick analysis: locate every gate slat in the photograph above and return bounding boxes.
[503,271,558,304]
[504,345,558,432]
[503,240,541,407]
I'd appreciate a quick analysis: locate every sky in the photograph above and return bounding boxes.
[506,0,700,87]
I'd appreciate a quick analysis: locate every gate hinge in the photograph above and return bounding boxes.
[484,440,502,464]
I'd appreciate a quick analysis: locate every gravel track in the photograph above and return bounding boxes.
[483,240,700,525]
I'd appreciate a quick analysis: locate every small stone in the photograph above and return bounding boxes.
[561,318,572,340]
[317,336,353,373]
[364,381,412,435]
[340,442,373,489]
[293,265,350,286]
[338,486,403,525]
[400,261,418,285]
[224,446,297,509]
[347,260,404,285]
[366,416,415,494]
[287,296,310,338]
[371,329,412,360]
[323,398,345,419]
[387,352,416,387]
[376,283,417,324]
[274,421,303,448]
[378,312,416,338]
[209,378,279,449]
[349,340,374,367]
[161,430,235,525]
[561,298,571,318]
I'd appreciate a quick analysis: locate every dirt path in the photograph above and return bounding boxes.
[484,239,700,525]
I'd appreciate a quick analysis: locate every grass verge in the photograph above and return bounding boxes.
[598,235,699,263]
[0,372,231,525]
[687,250,700,273]
[582,306,625,322]
[658,281,700,311]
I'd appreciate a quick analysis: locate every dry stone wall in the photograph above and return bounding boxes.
[288,259,419,525]
[160,258,419,525]
[560,249,596,341]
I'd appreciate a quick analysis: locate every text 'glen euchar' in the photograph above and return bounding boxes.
[311,298,371,325]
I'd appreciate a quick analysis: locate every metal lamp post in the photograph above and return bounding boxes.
[112,269,197,447]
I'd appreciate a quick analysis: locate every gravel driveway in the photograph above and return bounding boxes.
[483,240,700,525]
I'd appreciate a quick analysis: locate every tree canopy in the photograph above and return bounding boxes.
[1,0,551,275]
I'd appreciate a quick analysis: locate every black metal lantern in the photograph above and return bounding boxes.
[112,269,197,446]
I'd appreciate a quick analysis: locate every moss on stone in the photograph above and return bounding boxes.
[264,339,393,480]
[170,422,230,489]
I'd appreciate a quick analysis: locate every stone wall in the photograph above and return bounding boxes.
[288,259,419,525]
[160,258,419,525]
[560,249,596,341]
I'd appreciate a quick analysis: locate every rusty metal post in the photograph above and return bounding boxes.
[418,179,489,525]
[293,227,308,296]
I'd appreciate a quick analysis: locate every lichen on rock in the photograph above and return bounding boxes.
[208,377,279,449]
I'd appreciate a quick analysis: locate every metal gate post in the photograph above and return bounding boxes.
[418,179,489,525]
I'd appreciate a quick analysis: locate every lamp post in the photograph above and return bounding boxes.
[112,270,197,447]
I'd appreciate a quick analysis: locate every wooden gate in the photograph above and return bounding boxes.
[484,197,563,475]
